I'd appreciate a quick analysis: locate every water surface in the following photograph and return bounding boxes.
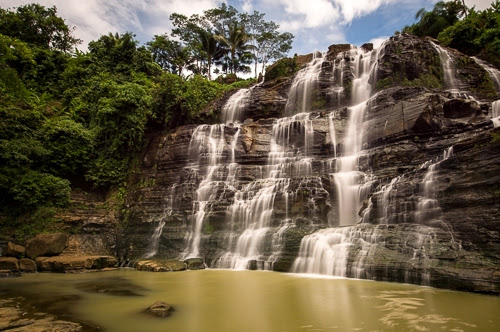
[1,269,498,332]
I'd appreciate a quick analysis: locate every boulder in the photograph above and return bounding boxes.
[5,242,25,258]
[35,256,117,272]
[145,301,174,317]
[19,258,37,272]
[443,99,481,119]
[136,260,186,272]
[26,233,68,259]
[184,258,205,270]
[0,257,19,271]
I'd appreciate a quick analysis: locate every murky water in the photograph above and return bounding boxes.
[1,270,499,332]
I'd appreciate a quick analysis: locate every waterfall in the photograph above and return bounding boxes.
[361,176,402,225]
[328,112,337,158]
[222,87,252,123]
[431,42,460,92]
[292,42,398,276]
[333,45,386,226]
[332,55,346,105]
[472,56,500,93]
[144,185,176,258]
[492,100,500,127]
[285,51,326,114]
[215,113,315,269]
[183,124,240,259]
[414,147,454,224]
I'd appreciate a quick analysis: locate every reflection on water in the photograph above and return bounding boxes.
[0,270,498,332]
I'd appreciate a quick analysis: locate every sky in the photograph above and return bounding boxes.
[0,0,493,55]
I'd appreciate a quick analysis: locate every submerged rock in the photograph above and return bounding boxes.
[145,301,174,317]
[26,233,68,259]
[76,277,146,296]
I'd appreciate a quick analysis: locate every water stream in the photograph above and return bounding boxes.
[431,42,460,93]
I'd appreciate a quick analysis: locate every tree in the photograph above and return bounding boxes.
[216,21,254,74]
[240,11,294,78]
[0,4,80,52]
[403,1,463,38]
[147,34,192,75]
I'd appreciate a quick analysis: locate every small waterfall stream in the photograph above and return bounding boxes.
[492,100,500,127]
[472,56,500,93]
[431,42,460,93]
[285,51,326,114]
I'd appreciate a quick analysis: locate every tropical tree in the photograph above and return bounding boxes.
[147,34,192,75]
[403,1,463,38]
[0,4,80,52]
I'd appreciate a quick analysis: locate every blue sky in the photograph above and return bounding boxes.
[0,0,492,55]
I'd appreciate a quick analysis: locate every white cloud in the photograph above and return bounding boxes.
[465,0,492,10]
[240,0,254,13]
[277,0,340,30]
[368,36,390,49]
[0,0,224,49]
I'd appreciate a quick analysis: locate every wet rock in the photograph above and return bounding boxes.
[145,301,174,317]
[76,277,146,296]
[19,258,37,272]
[443,99,481,118]
[0,298,87,332]
[184,258,205,270]
[360,43,373,52]
[26,233,68,259]
[0,257,19,271]
[247,260,258,270]
[35,255,117,272]
[5,242,25,258]
[136,259,187,272]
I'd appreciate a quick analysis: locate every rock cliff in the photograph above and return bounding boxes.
[65,34,500,293]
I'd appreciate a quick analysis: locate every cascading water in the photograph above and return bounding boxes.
[333,45,385,226]
[491,100,500,127]
[285,51,326,114]
[331,54,346,106]
[431,42,460,93]
[215,113,315,269]
[472,56,500,93]
[292,42,396,276]
[221,87,252,123]
[415,147,454,224]
[143,185,176,258]
[182,123,240,259]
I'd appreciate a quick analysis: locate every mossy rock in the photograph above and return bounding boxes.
[265,57,300,82]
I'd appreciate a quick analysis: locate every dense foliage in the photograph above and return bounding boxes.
[0,4,274,233]
[403,0,500,66]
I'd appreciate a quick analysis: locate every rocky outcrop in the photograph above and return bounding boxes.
[135,259,187,272]
[0,257,19,272]
[5,242,25,258]
[19,258,37,272]
[184,258,206,270]
[35,255,117,272]
[25,233,68,259]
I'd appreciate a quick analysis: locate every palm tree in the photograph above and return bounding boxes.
[216,22,254,74]
[196,29,223,80]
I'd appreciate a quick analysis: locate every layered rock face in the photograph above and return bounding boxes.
[122,34,500,293]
